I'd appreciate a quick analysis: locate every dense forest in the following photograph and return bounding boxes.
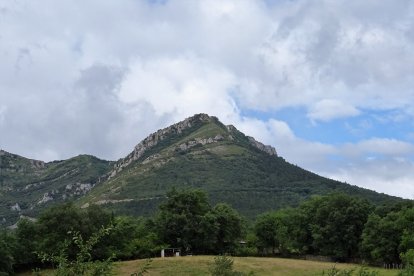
[1,189,414,275]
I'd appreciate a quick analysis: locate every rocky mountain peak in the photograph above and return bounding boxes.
[108,114,277,178]
[109,114,214,178]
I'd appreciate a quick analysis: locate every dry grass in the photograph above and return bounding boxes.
[114,256,400,276]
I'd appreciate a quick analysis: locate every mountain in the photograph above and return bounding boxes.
[79,114,401,217]
[0,114,403,226]
[0,150,112,226]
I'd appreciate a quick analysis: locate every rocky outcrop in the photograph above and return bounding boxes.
[226,125,277,156]
[177,134,224,151]
[30,159,45,169]
[64,182,93,196]
[10,203,21,212]
[109,114,213,178]
[38,192,54,204]
[247,137,277,156]
[107,113,277,179]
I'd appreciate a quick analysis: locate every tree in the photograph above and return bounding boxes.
[301,194,372,259]
[254,212,279,255]
[38,226,114,276]
[361,207,414,264]
[155,188,244,254]
[209,203,243,254]
[14,218,39,266]
[254,208,307,255]
[36,203,112,260]
[0,230,16,275]
[155,188,212,253]
[101,216,164,259]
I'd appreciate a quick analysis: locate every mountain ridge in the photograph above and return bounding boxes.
[108,114,277,180]
[79,114,402,218]
[0,113,404,226]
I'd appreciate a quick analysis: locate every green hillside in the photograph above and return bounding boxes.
[81,114,401,218]
[0,151,112,226]
[0,114,403,226]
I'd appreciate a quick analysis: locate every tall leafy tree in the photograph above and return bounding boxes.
[14,218,39,266]
[0,230,16,275]
[209,203,243,254]
[155,189,244,254]
[36,203,112,259]
[155,188,212,253]
[301,194,372,259]
[361,207,414,264]
[254,212,279,254]
[254,208,307,255]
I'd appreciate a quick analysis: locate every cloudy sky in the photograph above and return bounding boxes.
[1,0,414,198]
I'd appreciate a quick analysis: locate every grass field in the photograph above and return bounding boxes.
[114,256,400,276]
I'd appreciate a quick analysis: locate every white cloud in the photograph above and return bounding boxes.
[308,99,360,122]
[235,117,337,170]
[118,55,239,122]
[324,158,414,199]
[341,138,414,158]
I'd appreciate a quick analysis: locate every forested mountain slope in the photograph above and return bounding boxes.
[81,114,401,218]
[0,114,402,226]
[0,151,112,226]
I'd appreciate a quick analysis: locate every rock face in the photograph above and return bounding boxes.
[225,125,277,156]
[109,114,213,178]
[108,114,277,178]
[247,137,277,156]
[177,134,225,151]
[0,152,112,227]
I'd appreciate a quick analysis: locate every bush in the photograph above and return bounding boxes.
[209,255,254,276]
[38,226,114,276]
[321,265,379,276]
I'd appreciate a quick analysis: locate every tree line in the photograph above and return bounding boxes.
[1,189,414,275]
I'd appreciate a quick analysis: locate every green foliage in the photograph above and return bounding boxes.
[254,212,280,254]
[399,249,414,276]
[36,203,113,260]
[253,194,372,259]
[355,266,379,276]
[155,188,212,253]
[321,265,379,276]
[101,216,164,259]
[130,258,152,276]
[322,265,354,276]
[254,208,307,255]
[0,152,113,227]
[301,194,372,259]
[155,188,244,254]
[0,230,16,275]
[83,118,402,221]
[361,212,402,264]
[209,203,244,254]
[14,218,39,266]
[38,226,114,276]
[209,255,254,276]
[361,206,414,264]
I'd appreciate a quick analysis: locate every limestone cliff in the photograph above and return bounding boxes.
[108,114,277,178]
